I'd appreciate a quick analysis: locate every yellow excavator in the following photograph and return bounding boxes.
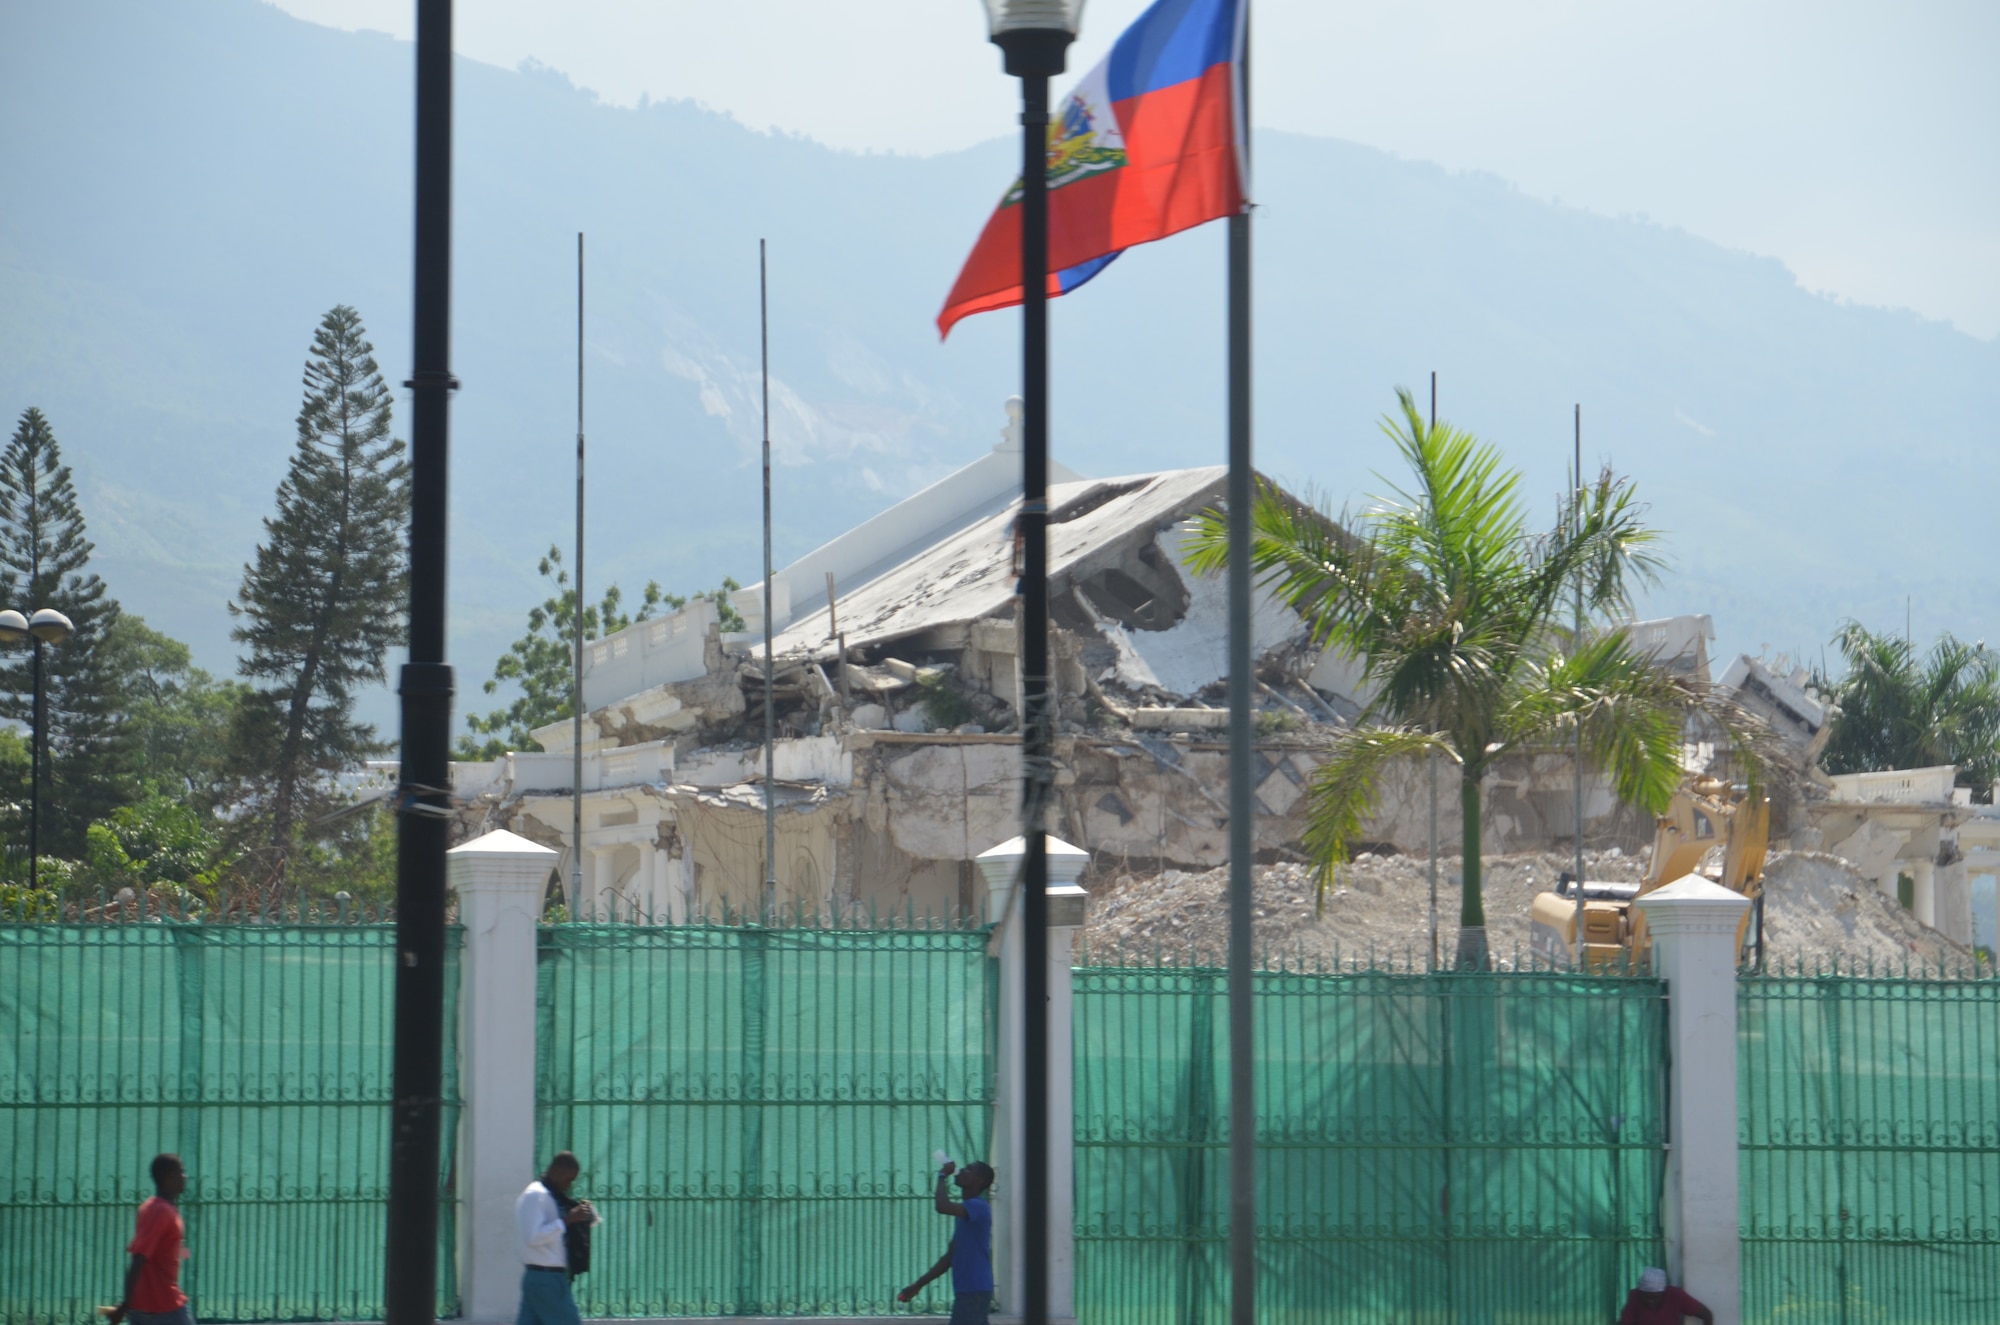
[1529,777,1769,970]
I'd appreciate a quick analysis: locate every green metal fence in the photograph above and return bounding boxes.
[1740,968,2000,1324]
[534,922,996,1317]
[1074,962,1669,1325]
[0,921,461,1324]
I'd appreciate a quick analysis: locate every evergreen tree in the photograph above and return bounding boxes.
[0,407,134,857]
[228,306,410,890]
[106,614,247,809]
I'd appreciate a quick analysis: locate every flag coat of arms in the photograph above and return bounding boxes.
[938,0,1247,338]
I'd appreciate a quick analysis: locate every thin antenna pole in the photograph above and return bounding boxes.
[1571,403,1586,966]
[1427,371,1438,972]
[762,239,776,913]
[573,232,585,911]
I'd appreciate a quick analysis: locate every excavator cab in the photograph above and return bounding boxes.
[1530,778,1769,971]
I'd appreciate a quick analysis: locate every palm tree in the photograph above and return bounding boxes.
[1819,623,2000,799]
[1190,388,1691,969]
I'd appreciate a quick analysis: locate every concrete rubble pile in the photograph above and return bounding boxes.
[1083,849,1980,972]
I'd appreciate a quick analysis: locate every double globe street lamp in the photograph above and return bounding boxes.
[0,606,73,890]
[978,4,1084,1324]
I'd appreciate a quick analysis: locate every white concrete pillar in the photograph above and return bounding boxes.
[1911,858,1937,929]
[1636,874,1751,1325]
[660,849,678,922]
[976,833,1088,1324]
[450,829,559,1322]
[1936,856,1972,948]
[1879,866,1901,904]
[591,846,615,920]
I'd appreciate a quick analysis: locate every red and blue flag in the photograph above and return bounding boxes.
[938,0,1247,338]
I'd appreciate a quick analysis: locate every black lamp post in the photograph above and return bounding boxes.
[979,3,1084,1323]
[384,1,455,1323]
[0,607,73,889]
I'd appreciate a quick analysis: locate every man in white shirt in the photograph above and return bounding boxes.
[515,1151,597,1325]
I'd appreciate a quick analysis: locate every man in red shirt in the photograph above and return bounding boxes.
[1617,1266,1713,1325]
[107,1154,191,1325]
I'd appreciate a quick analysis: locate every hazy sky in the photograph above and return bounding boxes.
[267,0,1999,339]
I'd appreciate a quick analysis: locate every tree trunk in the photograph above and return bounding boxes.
[1455,766,1489,970]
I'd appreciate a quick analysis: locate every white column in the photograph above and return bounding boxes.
[591,845,615,919]
[976,833,1088,1324]
[1935,857,1972,947]
[450,829,559,1322]
[1911,857,1937,929]
[1879,866,1901,904]
[1636,874,1751,1325]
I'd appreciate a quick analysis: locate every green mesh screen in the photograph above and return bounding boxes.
[0,923,461,1324]
[1740,974,2000,1324]
[1074,965,1668,1325]
[534,923,996,1316]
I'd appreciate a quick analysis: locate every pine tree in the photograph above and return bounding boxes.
[0,407,135,857]
[228,306,410,890]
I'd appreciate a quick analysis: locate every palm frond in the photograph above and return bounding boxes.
[1300,725,1459,895]
[1497,633,1688,815]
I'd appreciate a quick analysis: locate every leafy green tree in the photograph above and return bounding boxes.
[227,306,410,892]
[458,544,742,758]
[0,728,29,880]
[1819,622,2000,798]
[285,801,399,908]
[1190,389,1692,969]
[82,790,225,896]
[105,615,247,807]
[0,407,135,856]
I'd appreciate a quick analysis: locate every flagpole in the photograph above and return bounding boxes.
[762,239,777,916]
[573,232,585,916]
[1225,5,1256,1323]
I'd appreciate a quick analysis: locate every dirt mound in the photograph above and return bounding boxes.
[1081,849,1979,973]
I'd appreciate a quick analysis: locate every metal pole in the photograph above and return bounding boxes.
[1428,751,1438,971]
[1225,12,1256,1321]
[994,27,1069,1323]
[573,232,585,915]
[29,638,41,889]
[761,239,777,915]
[1427,372,1438,972]
[386,0,454,1319]
[1571,404,1586,967]
[1019,65,1054,1325]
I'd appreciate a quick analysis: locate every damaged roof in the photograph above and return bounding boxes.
[769,466,1230,662]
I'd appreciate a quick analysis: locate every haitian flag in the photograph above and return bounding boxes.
[937,0,1247,338]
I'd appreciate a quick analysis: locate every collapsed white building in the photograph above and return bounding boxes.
[433,402,1995,952]
[439,403,1642,919]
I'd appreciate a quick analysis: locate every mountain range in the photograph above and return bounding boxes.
[4,0,1995,731]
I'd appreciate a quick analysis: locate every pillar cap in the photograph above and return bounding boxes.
[975,834,1089,914]
[1634,872,1750,933]
[449,828,560,860]
[448,829,559,894]
[976,833,1089,865]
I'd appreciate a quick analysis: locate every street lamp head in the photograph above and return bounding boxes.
[982,0,1083,76]
[0,611,25,645]
[28,609,73,645]
[982,0,1084,32]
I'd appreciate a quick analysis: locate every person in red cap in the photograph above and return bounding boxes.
[1617,1267,1713,1324]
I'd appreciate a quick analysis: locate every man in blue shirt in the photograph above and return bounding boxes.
[898,1159,995,1323]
